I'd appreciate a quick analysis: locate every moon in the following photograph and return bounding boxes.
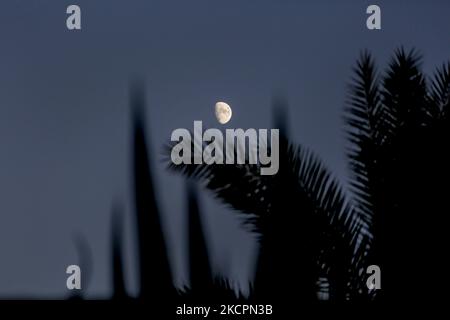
[215,102,232,124]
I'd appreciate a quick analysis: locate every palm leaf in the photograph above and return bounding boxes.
[131,83,174,299]
[167,123,361,300]
[186,181,213,291]
[381,48,432,135]
[111,202,128,299]
[344,51,380,232]
[430,62,450,119]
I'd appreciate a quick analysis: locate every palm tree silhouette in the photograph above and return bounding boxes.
[168,48,450,306]
[167,100,363,309]
[345,48,450,302]
[109,48,449,314]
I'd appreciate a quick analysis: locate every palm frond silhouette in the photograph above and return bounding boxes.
[110,202,127,299]
[181,181,247,304]
[345,48,450,302]
[167,101,362,304]
[131,83,176,302]
[167,48,450,305]
[186,181,212,293]
[109,83,241,313]
[108,48,449,311]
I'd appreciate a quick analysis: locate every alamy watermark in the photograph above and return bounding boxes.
[170,121,280,175]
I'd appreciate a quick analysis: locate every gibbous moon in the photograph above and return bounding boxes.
[215,102,232,124]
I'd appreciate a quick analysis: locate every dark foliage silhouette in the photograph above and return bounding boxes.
[103,83,178,312]
[181,181,247,305]
[110,202,127,299]
[58,48,450,316]
[186,181,212,292]
[167,100,363,308]
[131,83,175,302]
[107,84,241,317]
[345,48,450,302]
[167,48,450,306]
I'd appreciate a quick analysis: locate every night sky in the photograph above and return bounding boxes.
[0,0,449,297]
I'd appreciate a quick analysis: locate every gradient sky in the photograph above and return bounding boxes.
[0,0,449,298]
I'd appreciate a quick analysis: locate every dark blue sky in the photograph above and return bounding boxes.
[0,0,449,297]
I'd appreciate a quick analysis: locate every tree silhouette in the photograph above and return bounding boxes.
[167,48,450,306]
[107,48,450,314]
[345,48,450,302]
[167,100,363,310]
